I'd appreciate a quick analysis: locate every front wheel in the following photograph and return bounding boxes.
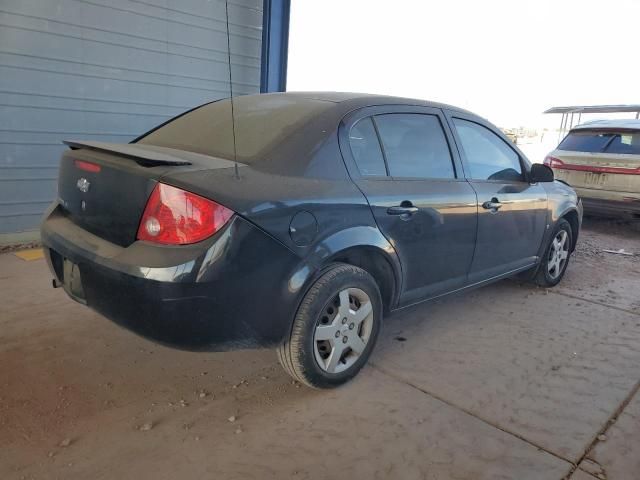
[534,219,573,287]
[277,263,382,389]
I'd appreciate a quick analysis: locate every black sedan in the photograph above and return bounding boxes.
[41,92,582,388]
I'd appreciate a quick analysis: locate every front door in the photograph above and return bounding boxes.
[341,106,478,305]
[447,114,547,283]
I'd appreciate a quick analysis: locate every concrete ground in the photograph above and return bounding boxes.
[1,218,639,480]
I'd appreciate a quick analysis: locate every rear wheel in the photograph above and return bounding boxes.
[277,263,382,389]
[534,219,573,287]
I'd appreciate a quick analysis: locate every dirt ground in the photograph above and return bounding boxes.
[1,218,639,480]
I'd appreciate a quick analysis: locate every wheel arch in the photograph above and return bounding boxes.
[559,208,580,252]
[326,245,399,314]
[296,226,403,314]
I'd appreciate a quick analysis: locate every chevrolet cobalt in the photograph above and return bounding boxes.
[41,92,582,388]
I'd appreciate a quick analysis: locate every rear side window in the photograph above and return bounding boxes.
[452,118,523,181]
[349,118,387,176]
[374,114,455,179]
[558,131,616,153]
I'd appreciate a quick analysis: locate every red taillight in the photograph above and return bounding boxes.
[543,156,565,168]
[75,160,101,173]
[137,183,233,245]
[543,156,640,175]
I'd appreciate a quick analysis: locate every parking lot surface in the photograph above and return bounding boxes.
[1,219,639,479]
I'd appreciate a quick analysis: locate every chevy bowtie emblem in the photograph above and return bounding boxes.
[77,178,90,193]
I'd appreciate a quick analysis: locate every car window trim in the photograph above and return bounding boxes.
[369,116,391,176]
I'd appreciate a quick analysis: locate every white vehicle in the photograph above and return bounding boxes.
[545,119,640,217]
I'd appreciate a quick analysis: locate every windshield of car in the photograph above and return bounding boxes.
[135,95,335,163]
[558,129,640,154]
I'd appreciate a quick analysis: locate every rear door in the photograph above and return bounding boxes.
[340,105,478,305]
[446,112,547,283]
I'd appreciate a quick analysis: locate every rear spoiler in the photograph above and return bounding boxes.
[63,140,192,167]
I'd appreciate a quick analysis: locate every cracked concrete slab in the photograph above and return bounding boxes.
[569,468,600,480]
[579,386,640,480]
[0,309,571,480]
[374,281,640,461]
[186,368,571,480]
[0,253,571,480]
[557,221,640,315]
[579,457,607,478]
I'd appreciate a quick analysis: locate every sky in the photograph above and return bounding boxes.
[287,0,640,129]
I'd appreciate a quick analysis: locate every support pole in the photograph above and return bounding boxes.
[260,0,291,93]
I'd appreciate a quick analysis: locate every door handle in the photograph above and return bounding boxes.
[482,198,503,211]
[387,205,419,217]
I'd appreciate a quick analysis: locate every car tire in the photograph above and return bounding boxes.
[277,263,382,389]
[534,218,573,288]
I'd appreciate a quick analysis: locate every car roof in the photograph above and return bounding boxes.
[572,119,640,131]
[257,91,474,116]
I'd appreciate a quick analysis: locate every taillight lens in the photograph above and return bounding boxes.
[137,183,233,245]
[544,156,565,168]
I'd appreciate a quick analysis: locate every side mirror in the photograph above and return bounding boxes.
[529,163,554,183]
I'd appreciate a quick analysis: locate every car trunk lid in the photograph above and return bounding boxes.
[57,141,238,246]
[547,150,640,193]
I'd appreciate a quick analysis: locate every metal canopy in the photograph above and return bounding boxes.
[544,104,640,142]
[544,105,640,114]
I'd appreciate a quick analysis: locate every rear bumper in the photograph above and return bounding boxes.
[574,187,640,217]
[41,204,304,351]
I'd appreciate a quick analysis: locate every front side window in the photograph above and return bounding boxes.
[349,117,387,176]
[374,114,455,179]
[453,118,523,181]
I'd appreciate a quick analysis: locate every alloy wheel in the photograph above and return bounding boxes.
[547,230,569,279]
[313,288,374,374]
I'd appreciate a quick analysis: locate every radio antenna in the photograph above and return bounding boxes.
[224,0,240,179]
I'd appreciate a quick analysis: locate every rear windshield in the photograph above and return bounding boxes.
[136,95,334,162]
[558,130,640,155]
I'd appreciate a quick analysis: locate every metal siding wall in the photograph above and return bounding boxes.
[0,0,263,234]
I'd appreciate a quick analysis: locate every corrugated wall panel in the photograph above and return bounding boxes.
[0,0,262,235]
